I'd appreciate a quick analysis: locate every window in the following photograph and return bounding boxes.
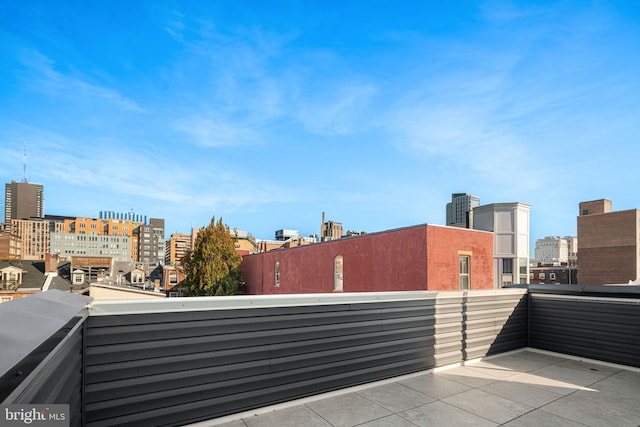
[539,273,545,280]
[132,271,144,284]
[518,258,528,284]
[459,255,470,290]
[334,256,343,292]
[73,272,84,285]
[502,259,513,274]
[550,273,556,280]
[274,262,280,287]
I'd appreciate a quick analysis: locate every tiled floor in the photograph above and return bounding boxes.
[197,349,640,427]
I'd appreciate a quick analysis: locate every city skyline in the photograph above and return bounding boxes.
[1,1,639,242]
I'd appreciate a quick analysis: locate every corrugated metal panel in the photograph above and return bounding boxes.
[0,291,90,427]
[84,291,528,426]
[7,318,84,427]
[530,293,640,368]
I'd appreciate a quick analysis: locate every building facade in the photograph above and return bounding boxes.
[471,202,531,288]
[0,225,21,259]
[446,193,480,228]
[165,233,192,266]
[4,181,44,232]
[99,210,148,224]
[136,218,165,266]
[321,212,343,241]
[577,199,640,284]
[242,224,494,294]
[534,236,577,264]
[529,264,577,285]
[50,233,132,262]
[10,218,50,260]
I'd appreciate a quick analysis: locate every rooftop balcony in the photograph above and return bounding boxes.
[1,285,639,426]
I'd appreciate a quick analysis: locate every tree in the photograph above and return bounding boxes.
[182,217,244,296]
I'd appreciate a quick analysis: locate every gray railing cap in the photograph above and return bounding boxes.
[0,290,91,377]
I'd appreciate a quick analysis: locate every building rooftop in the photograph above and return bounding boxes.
[201,348,640,427]
[1,285,639,426]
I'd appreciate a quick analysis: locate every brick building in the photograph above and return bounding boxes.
[577,199,640,284]
[241,224,494,294]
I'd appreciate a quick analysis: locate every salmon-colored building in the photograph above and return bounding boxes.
[242,224,494,294]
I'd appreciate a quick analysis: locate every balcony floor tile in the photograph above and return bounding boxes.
[196,350,640,427]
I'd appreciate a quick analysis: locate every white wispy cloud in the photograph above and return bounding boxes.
[172,115,258,147]
[293,82,378,136]
[17,49,144,112]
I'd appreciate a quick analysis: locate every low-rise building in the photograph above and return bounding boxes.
[529,263,577,285]
[0,254,81,302]
[242,223,494,294]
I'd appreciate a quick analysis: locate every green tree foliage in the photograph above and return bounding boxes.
[183,217,244,296]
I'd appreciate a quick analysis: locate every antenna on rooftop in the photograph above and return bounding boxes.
[22,140,28,183]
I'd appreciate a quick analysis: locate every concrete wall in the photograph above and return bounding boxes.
[89,284,166,300]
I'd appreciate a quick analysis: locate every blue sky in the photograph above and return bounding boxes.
[1,1,639,245]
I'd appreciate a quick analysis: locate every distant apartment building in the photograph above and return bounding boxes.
[136,218,165,266]
[4,181,44,232]
[0,225,21,259]
[165,233,191,266]
[321,212,343,241]
[577,199,640,284]
[50,233,132,262]
[446,193,480,228]
[242,224,494,294]
[471,202,531,288]
[10,218,50,260]
[534,236,577,264]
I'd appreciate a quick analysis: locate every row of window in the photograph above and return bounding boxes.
[531,272,556,280]
[273,255,472,291]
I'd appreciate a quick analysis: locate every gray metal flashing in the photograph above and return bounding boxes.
[0,290,91,377]
[86,289,526,316]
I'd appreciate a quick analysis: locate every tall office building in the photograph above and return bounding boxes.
[4,181,44,232]
[446,193,480,228]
